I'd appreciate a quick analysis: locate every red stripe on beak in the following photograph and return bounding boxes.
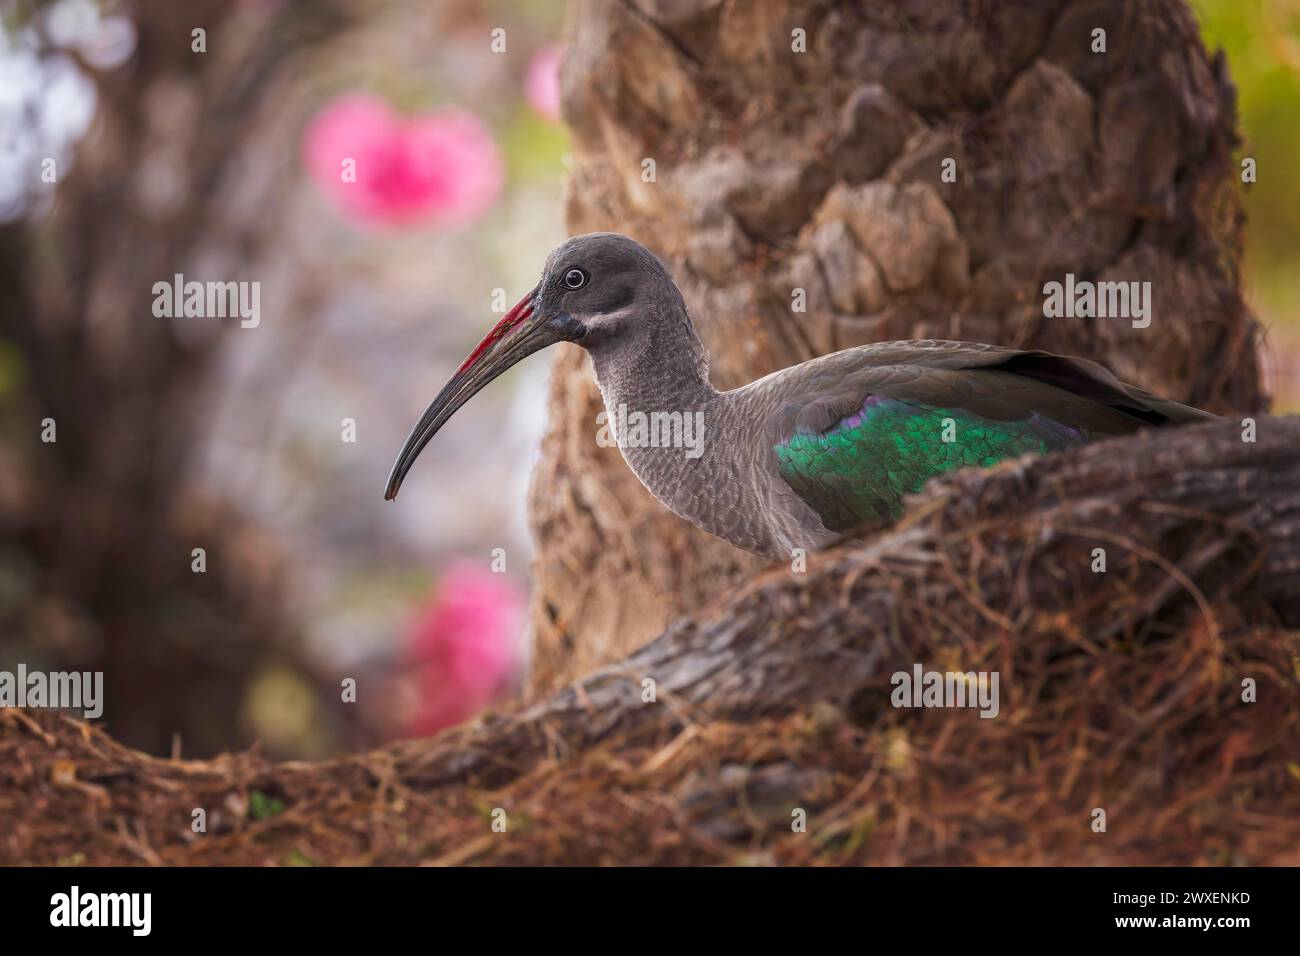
[456,293,535,374]
[385,285,556,501]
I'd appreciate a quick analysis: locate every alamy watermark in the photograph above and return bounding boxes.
[596,404,706,459]
[50,886,151,936]
[0,664,103,719]
[1042,273,1151,329]
[152,273,260,328]
[891,663,999,719]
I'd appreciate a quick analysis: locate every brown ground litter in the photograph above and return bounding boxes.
[2,418,1297,865]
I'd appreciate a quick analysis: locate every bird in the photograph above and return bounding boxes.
[384,232,1216,560]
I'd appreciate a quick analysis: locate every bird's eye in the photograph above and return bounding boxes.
[563,268,588,290]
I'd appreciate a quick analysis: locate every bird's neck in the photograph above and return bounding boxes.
[587,312,717,414]
[586,313,768,550]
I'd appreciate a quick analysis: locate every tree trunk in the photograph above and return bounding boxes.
[526,0,1265,693]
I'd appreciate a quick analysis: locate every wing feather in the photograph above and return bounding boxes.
[761,341,1214,532]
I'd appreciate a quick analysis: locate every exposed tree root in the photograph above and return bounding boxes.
[3,418,1297,865]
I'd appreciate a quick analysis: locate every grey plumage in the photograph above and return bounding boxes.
[386,233,1216,559]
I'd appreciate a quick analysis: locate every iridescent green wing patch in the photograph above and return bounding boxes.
[773,395,1087,531]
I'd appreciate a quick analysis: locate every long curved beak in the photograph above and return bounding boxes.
[384,286,553,500]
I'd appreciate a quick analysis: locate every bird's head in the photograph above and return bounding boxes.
[384,232,682,500]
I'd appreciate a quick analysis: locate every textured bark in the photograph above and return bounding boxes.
[6,418,1297,865]
[527,0,1266,693]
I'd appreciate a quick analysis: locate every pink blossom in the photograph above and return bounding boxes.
[525,45,562,122]
[398,562,525,737]
[303,94,503,227]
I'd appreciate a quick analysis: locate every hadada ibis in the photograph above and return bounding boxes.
[384,233,1215,559]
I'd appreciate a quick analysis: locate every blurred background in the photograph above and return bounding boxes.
[1194,0,1300,409]
[0,0,1294,759]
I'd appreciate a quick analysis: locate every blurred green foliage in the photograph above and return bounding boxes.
[505,109,569,182]
[1193,0,1300,409]
[1193,0,1300,271]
